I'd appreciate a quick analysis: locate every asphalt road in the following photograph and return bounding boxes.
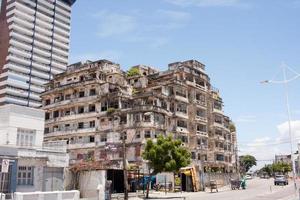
[148,178,299,200]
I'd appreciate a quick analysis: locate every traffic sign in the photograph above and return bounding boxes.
[1,159,9,173]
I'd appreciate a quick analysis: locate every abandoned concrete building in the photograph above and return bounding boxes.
[41,59,237,194]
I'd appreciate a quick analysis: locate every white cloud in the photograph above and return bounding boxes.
[94,11,137,38]
[239,120,300,170]
[69,50,122,64]
[235,115,256,123]
[165,0,243,7]
[92,9,191,47]
[277,120,300,146]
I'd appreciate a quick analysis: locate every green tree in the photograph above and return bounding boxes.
[260,164,273,176]
[142,134,191,198]
[272,162,292,174]
[239,155,257,173]
[127,67,140,77]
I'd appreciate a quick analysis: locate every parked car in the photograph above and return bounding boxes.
[245,174,252,180]
[274,175,288,185]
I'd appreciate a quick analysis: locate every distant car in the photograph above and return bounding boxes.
[274,175,288,185]
[245,175,252,180]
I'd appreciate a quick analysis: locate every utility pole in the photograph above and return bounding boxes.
[122,131,129,200]
[261,63,300,195]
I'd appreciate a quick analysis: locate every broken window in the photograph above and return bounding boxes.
[89,121,95,128]
[145,130,151,138]
[120,115,127,124]
[45,112,50,120]
[177,120,187,128]
[89,136,95,142]
[79,91,85,98]
[197,124,206,132]
[53,110,59,118]
[89,104,96,112]
[177,103,187,113]
[45,99,50,105]
[108,101,119,109]
[100,134,107,142]
[101,101,108,111]
[135,131,141,139]
[143,114,151,122]
[78,122,84,129]
[133,114,141,122]
[78,106,84,114]
[65,94,71,100]
[90,88,96,96]
[196,109,206,117]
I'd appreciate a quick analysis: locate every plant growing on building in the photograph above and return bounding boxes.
[127,67,140,77]
[142,134,191,198]
[107,107,116,114]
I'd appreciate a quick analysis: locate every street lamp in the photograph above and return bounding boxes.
[261,63,300,194]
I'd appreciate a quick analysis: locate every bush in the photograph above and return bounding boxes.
[127,67,140,77]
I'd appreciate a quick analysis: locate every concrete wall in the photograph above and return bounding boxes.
[78,170,106,198]
[0,104,44,147]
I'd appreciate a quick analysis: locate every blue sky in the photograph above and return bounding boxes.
[69,0,300,167]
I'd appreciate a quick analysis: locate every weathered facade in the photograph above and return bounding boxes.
[41,59,237,174]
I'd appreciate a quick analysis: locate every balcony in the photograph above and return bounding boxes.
[15,2,35,15]
[7,78,29,90]
[6,87,29,98]
[14,9,34,22]
[36,11,53,23]
[53,39,69,50]
[10,39,32,51]
[68,143,95,150]
[35,18,53,29]
[175,95,189,103]
[213,108,224,115]
[56,0,71,11]
[195,115,207,123]
[35,25,52,36]
[52,53,68,64]
[51,59,67,70]
[9,23,34,36]
[53,25,70,38]
[8,47,31,59]
[34,40,52,51]
[45,127,96,137]
[32,54,51,65]
[213,122,224,129]
[38,0,55,9]
[52,46,68,57]
[10,31,33,44]
[176,127,189,134]
[53,33,69,45]
[196,131,208,137]
[55,6,71,18]
[33,47,51,57]
[50,66,64,75]
[37,4,54,16]
[32,62,50,73]
[9,16,34,29]
[35,32,52,43]
[175,111,188,119]
[7,54,31,66]
[31,68,50,79]
[55,12,71,25]
[5,63,30,74]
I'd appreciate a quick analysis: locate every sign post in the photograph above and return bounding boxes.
[1,159,9,195]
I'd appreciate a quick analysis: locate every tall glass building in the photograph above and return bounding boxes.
[0,0,76,107]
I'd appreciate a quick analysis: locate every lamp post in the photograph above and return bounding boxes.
[261,63,300,194]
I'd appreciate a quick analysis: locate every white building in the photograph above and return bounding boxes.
[0,104,68,196]
[0,0,76,107]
